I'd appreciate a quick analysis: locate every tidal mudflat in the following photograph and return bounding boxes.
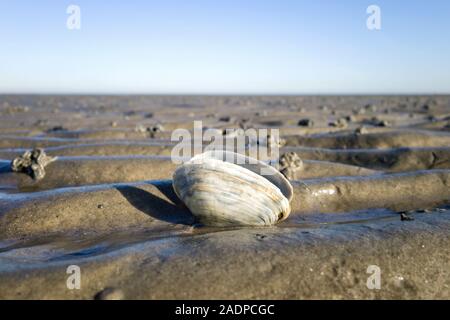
[0,95,449,299]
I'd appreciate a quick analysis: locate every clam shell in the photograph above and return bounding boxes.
[172,150,293,226]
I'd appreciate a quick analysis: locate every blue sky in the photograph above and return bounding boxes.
[0,0,449,94]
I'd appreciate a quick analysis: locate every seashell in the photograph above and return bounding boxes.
[172,150,293,227]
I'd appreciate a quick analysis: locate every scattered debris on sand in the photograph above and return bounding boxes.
[279,152,304,180]
[10,148,56,180]
[135,123,164,138]
[1,95,450,299]
[329,117,348,128]
[355,126,368,135]
[368,117,391,127]
[297,118,314,127]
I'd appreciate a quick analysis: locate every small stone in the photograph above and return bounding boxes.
[238,118,251,130]
[97,204,104,209]
[297,118,314,127]
[46,125,66,133]
[370,117,390,127]
[255,233,266,240]
[365,104,377,112]
[355,126,368,135]
[135,124,147,133]
[148,123,164,138]
[377,120,390,127]
[400,213,414,221]
[94,288,125,300]
[329,118,348,128]
[345,115,357,122]
[219,116,232,122]
[255,110,268,117]
[150,124,164,132]
[354,108,366,115]
[34,119,49,126]
[136,123,164,136]
[266,133,285,148]
[123,110,137,117]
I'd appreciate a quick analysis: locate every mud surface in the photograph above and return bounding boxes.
[0,95,449,299]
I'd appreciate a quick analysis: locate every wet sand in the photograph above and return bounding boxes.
[0,95,449,299]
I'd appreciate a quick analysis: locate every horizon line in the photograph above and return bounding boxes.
[1,92,450,96]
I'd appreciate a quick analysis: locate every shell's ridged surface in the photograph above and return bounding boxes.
[172,152,291,227]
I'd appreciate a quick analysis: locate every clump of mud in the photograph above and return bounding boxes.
[10,148,55,180]
[279,152,304,180]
